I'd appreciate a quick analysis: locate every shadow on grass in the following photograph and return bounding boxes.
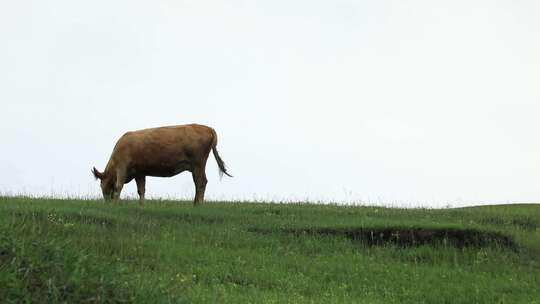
[9,211,116,228]
[123,209,225,225]
[250,227,518,250]
[480,216,539,231]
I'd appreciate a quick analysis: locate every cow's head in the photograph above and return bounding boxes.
[92,167,115,200]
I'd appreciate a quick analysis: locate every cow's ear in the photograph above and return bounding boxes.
[92,167,105,180]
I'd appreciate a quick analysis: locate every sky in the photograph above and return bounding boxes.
[0,0,539,207]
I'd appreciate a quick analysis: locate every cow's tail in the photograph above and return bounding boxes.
[211,129,232,179]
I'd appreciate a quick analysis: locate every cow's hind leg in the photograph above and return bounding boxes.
[192,168,207,205]
[135,176,146,206]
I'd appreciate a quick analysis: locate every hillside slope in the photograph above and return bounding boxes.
[1,197,539,303]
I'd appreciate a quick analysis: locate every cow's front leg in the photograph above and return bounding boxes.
[112,170,125,202]
[135,176,146,206]
[192,169,207,205]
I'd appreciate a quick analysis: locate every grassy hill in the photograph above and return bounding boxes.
[1,197,539,303]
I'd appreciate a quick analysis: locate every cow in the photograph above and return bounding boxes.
[92,124,231,205]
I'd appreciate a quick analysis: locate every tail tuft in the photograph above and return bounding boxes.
[211,129,232,179]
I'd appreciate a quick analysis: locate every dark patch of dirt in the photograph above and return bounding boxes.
[250,227,518,249]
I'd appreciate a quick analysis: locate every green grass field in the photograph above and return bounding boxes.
[1,196,539,303]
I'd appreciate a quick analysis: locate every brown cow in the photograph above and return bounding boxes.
[92,124,231,205]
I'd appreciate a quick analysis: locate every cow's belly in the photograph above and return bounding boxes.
[134,160,192,178]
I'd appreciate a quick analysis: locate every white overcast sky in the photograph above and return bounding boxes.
[1,0,539,207]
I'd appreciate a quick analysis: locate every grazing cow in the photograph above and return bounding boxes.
[92,124,231,205]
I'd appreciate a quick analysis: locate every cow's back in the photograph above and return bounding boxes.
[110,124,214,177]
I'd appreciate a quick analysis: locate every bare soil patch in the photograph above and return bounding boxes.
[251,227,518,249]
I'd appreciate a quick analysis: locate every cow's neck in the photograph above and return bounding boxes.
[104,160,118,179]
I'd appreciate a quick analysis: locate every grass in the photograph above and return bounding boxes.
[1,196,539,303]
